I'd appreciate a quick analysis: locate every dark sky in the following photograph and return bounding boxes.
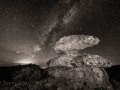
[0,0,120,67]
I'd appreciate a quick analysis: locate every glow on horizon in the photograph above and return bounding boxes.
[15,58,34,65]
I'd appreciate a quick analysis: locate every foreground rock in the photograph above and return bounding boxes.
[48,66,112,90]
[47,35,113,90]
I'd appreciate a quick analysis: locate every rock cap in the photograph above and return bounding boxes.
[55,35,100,53]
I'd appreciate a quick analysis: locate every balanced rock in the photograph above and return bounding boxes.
[47,35,113,90]
[55,35,100,53]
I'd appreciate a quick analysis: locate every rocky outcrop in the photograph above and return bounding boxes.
[47,35,113,90]
[55,35,100,53]
[48,66,112,90]
[48,54,111,68]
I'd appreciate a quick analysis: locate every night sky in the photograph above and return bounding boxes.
[0,0,120,67]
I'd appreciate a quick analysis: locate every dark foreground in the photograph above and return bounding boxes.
[0,64,120,90]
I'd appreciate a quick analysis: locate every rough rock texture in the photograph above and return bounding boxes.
[47,35,113,90]
[48,66,112,90]
[55,35,100,53]
[48,54,111,68]
[72,54,112,68]
[47,55,75,68]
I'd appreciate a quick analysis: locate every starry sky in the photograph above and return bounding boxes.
[0,0,120,67]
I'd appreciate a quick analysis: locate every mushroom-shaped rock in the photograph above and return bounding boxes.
[55,35,100,53]
[72,54,112,68]
[47,34,113,90]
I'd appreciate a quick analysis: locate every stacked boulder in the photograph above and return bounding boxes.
[47,35,113,90]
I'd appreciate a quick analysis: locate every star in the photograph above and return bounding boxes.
[16,51,20,54]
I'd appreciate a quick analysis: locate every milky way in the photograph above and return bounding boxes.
[0,0,120,67]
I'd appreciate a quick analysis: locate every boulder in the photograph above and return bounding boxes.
[72,54,112,68]
[55,35,100,53]
[47,55,74,67]
[47,66,113,90]
[47,53,82,68]
[47,54,111,68]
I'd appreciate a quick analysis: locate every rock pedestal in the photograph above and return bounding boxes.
[47,35,113,90]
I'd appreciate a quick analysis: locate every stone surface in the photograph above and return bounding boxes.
[47,54,111,68]
[82,54,112,67]
[47,66,113,90]
[55,35,100,53]
[72,54,112,68]
[65,50,82,57]
[47,55,74,68]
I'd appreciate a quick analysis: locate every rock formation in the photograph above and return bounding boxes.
[47,35,113,90]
